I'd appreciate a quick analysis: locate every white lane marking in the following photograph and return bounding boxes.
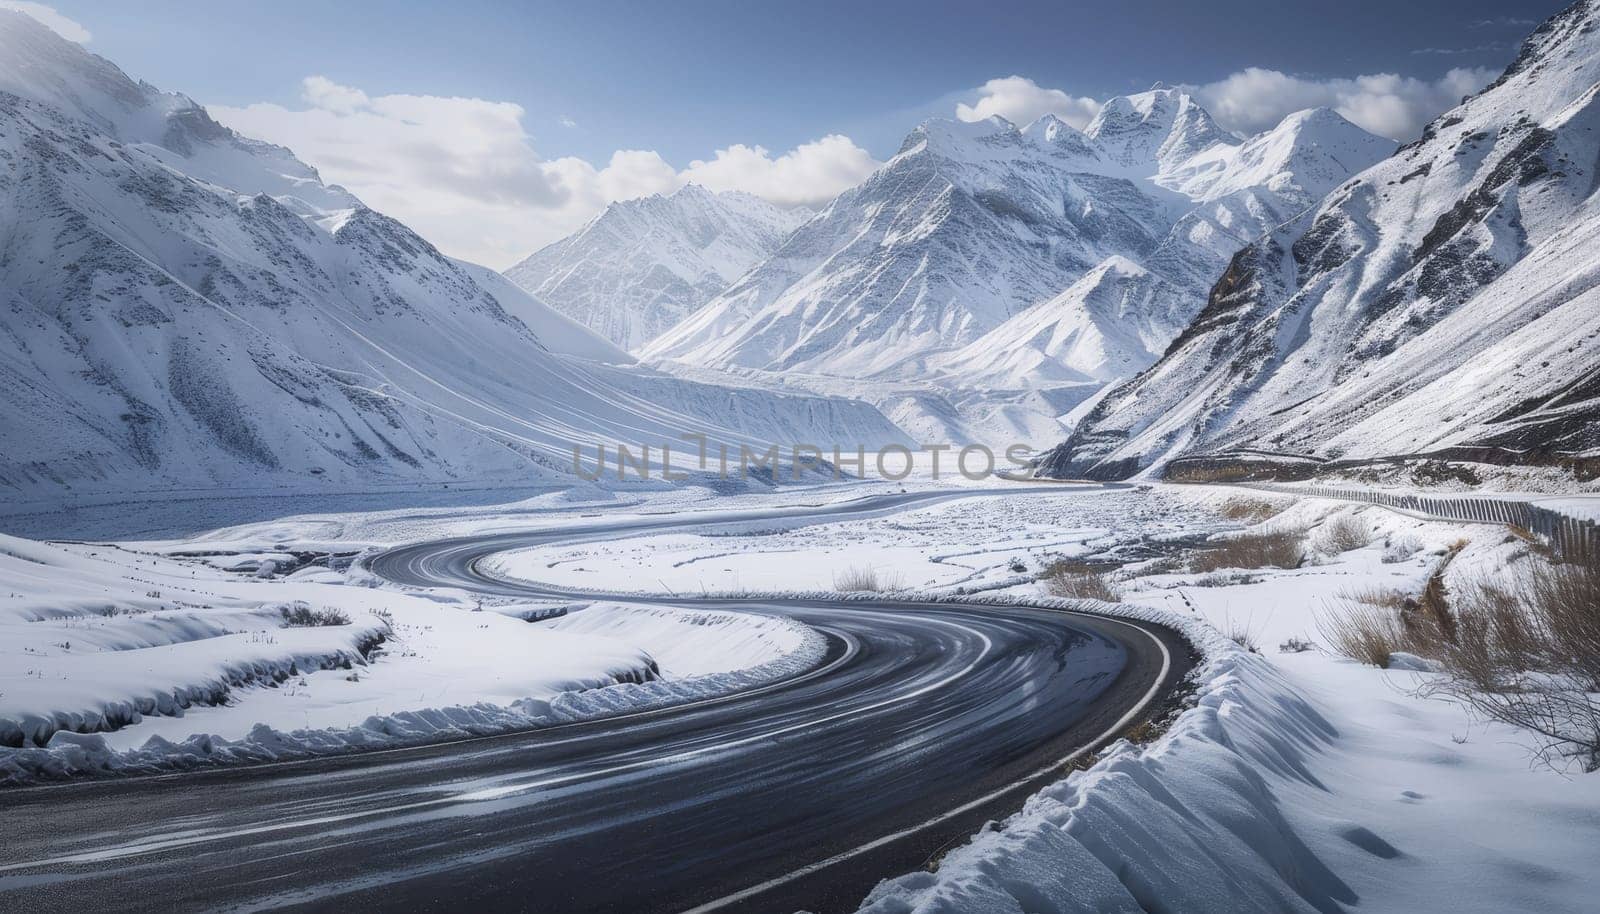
[677,610,1173,914]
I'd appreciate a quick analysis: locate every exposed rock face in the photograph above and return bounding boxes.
[1039,1,1600,478]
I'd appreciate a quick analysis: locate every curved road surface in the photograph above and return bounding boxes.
[1,488,1190,913]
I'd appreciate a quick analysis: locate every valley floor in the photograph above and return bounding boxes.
[1,479,1597,912]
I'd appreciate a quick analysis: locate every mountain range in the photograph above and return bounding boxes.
[6,1,1595,500]
[0,11,905,503]
[636,87,1391,441]
[1037,0,1600,479]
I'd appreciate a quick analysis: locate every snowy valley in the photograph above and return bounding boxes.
[2,3,1599,914]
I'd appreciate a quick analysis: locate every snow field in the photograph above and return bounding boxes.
[0,522,829,783]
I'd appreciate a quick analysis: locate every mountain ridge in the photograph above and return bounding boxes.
[1037,0,1600,479]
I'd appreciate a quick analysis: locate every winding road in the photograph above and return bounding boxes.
[1,488,1191,913]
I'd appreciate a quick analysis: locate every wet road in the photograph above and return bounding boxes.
[1,488,1188,913]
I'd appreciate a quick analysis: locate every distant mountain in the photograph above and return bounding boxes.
[0,12,904,501]
[643,88,1390,443]
[930,256,1190,387]
[1038,1,1600,479]
[505,184,810,351]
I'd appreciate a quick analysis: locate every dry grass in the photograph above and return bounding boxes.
[1223,616,1262,654]
[1318,587,1413,667]
[1041,559,1121,602]
[1189,528,1304,573]
[1316,513,1372,554]
[832,565,904,593]
[1218,496,1285,523]
[1426,554,1600,770]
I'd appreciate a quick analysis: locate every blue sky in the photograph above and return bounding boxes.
[20,0,1569,266]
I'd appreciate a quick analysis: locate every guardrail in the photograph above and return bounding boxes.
[1233,482,1598,562]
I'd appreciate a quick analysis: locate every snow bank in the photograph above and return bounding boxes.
[0,605,825,785]
[0,530,828,785]
[851,594,1355,914]
[0,607,388,748]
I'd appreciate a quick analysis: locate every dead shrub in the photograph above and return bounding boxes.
[1318,587,1416,667]
[1317,513,1372,554]
[1041,559,1121,602]
[1189,528,1304,573]
[833,565,903,593]
[1218,496,1284,523]
[279,603,350,627]
[1222,614,1261,653]
[1423,552,1600,771]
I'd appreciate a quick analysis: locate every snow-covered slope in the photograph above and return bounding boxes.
[504,184,809,351]
[0,12,905,502]
[931,256,1191,387]
[645,90,1390,427]
[1038,2,1600,479]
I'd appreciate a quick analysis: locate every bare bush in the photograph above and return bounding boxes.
[1189,529,1303,573]
[1319,588,1413,667]
[1041,559,1120,602]
[279,603,350,627]
[832,565,903,593]
[1317,513,1372,554]
[1223,615,1261,653]
[1218,496,1285,523]
[1423,553,1600,771]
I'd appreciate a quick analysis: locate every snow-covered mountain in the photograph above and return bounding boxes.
[504,184,810,351]
[0,12,905,501]
[930,256,1190,387]
[1037,1,1600,479]
[643,89,1390,443]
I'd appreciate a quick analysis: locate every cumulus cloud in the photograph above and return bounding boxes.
[680,135,880,208]
[956,76,1101,129]
[1190,66,1497,141]
[1,1,91,41]
[212,77,879,269]
[956,66,1489,142]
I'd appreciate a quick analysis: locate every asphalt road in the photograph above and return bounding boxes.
[1,488,1191,913]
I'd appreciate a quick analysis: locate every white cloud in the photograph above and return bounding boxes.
[1190,66,1497,141]
[680,135,880,208]
[956,76,1101,129]
[956,66,1495,147]
[558,115,578,128]
[1,1,91,42]
[212,77,880,269]
[300,75,369,114]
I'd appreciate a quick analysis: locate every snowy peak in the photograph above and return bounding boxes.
[896,115,1026,160]
[1039,0,1600,479]
[1023,114,1108,166]
[504,183,810,351]
[1086,87,1236,173]
[0,9,356,212]
[1160,105,1394,202]
[646,90,1386,391]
